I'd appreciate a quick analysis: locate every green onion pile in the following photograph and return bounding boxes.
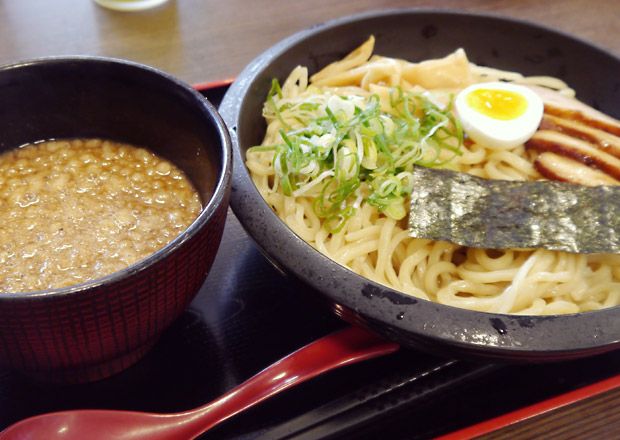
[249,79,463,233]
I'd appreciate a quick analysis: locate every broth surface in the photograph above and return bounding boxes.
[0,138,202,293]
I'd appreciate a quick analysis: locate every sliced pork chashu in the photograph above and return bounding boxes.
[525,86,620,186]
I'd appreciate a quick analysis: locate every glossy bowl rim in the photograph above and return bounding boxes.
[0,55,233,300]
[222,7,620,361]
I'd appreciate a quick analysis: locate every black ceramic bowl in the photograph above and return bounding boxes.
[221,9,620,362]
[0,56,232,382]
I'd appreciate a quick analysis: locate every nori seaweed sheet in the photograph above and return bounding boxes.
[408,166,620,254]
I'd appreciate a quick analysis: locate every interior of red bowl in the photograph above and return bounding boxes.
[0,56,232,292]
[221,8,620,362]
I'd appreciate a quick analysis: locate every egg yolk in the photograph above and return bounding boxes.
[465,88,528,121]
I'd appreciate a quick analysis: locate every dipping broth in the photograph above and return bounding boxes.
[0,138,202,293]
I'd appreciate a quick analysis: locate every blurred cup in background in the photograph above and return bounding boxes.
[94,0,169,11]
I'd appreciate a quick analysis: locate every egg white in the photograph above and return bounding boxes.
[455,82,544,150]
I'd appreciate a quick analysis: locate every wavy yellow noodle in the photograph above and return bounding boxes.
[247,37,620,315]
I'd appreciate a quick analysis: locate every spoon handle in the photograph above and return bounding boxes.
[0,326,399,440]
[184,325,400,437]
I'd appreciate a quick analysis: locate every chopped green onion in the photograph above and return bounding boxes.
[250,81,463,233]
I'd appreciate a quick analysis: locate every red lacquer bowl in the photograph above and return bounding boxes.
[0,57,232,383]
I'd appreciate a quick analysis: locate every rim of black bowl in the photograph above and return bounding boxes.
[0,55,232,299]
[221,8,620,361]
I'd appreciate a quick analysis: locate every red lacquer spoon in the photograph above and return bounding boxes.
[0,326,399,440]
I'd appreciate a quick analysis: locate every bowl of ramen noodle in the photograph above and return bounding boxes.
[220,8,620,361]
[0,56,232,382]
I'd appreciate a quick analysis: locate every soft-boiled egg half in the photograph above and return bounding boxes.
[455,82,544,150]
